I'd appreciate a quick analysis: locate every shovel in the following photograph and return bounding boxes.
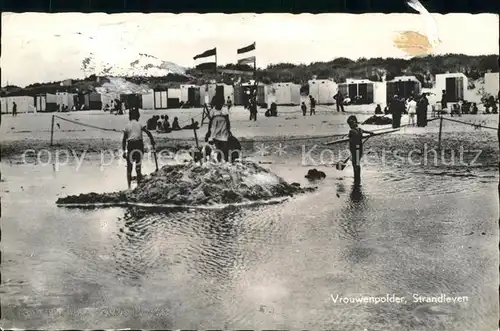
[335,134,375,171]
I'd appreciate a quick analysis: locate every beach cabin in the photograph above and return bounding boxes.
[272,82,301,105]
[45,93,58,112]
[386,76,422,102]
[435,73,468,103]
[167,88,181,108]
[0,96,35,114]
[55,92,76,110]
[154,90,168,109]
[484,72,499,97]
[338,79,385,105]
[180,85,201,107]
[237,82,273,107]
[119,93,142,109]
[308,79,337,104]
[34,94,47,112]
[84,92,103,110]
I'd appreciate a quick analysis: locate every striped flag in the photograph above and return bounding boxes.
[193,48,217,71]
[237,43,256,66]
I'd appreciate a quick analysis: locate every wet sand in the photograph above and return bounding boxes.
[0,106,498,330]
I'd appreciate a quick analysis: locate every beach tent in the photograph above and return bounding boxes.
[484,72,499,97]
[154,90,168,109]
[44,93,58,112]
[56,92,76,110]
[119,93,142,109]
[167,88,181,108]
[386,75,422,102]
[373,82,387,106]
[181,84,197,103]
[338,79,378,104]
[239,82,274,106]
[35,94,47,112]
[0,96,35,114]
[272,82,301,105]
[435,73,468,103]
[141,90,155,110]
[84,92,103,110]
[308,79,337,104]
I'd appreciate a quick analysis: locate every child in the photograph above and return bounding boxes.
[301,102,307,116]
[347,115,373,185]
[206,108,231,162]
[122,108,156,189]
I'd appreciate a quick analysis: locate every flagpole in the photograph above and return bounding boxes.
[253,42,257,81]
[215,48,218,74]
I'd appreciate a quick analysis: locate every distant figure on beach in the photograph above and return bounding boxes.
[417,94,429,127]
[206,108,231,162]
[334,91,345,112]
[407,97,417,126]
[12,102,17,117]
[249,97,258,121]
[309,95,316,115]
[390,95,403,129]
[470,103,478,115]
[265,102,278,117]
[347,115,374,185]
[172,117,181,130]
[163,115,171,132]
[441,90,448,111]
[384,105,390,115]
[226,96,232,112]
[374,104,383,115]
[301,102,307,116]
[122,108,156,189]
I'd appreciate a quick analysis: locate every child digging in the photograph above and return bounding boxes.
[347,115,374,185]
[122,108,156,189]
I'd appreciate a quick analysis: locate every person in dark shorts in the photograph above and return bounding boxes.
[122,108,156,189]
[334,91,345,112]
[347,115,374,185]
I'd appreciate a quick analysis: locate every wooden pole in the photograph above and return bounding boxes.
[192,118,200,149]
[437,114,443,151]
[50,115,55,146]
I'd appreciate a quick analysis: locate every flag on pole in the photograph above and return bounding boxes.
[237,43,256,66]
[193,48,217,71]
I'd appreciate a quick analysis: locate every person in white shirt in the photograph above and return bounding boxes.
[122,108,156,189]
[407,97,417,126]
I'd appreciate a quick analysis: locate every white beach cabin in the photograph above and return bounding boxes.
[308,79,337,104]
[435,73,468,104]
[0,96,35,114]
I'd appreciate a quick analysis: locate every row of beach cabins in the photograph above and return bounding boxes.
[2,72,499,114]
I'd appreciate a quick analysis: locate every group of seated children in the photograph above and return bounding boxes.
[146,114,199,133]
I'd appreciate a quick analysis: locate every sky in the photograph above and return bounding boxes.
[1,12,498,87]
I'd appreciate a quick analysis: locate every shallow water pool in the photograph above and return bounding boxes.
[0,155,498,330]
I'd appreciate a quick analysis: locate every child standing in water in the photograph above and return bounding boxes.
[122,108,156,189]
[347,115,373,185]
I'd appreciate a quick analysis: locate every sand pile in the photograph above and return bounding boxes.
[57,161,315,207]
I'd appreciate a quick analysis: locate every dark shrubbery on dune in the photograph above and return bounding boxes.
[3,54,498,97]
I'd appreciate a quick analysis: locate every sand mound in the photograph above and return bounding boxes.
[56,161,315,207]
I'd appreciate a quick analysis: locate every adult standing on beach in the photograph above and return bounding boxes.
[390,95,403,129]
[249,97,258,121]
[407,97,417,126]
[417,94,429,127]
[334,91,345,112]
